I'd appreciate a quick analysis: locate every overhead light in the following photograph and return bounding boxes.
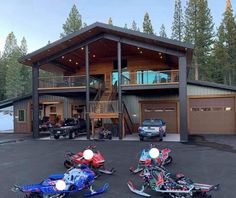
[140,51,143,54]
[81,47,84,50]
[159,52,162,55]
[93,54,96,58]
[137,47,140,50]
[62,56,65,59]
[27,58,31,61]
[69,59,72,62]
[76,62,78,65]
[160,56,163,59]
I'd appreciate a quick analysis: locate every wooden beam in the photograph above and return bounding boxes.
[103,33,185,57]
[50,60,76,73]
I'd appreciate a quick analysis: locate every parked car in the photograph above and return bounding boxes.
[138,119,166,141]
[50,118,86,139]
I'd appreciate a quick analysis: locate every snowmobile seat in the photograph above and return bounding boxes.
[49,174,64,180]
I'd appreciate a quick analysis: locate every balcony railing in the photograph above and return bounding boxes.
[121,70,179,85]
[39,75,103,89]
[89,100,118,113]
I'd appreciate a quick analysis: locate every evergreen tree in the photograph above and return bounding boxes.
[108,17,113,25]
[143,12,154,34]
[0,56,6,100]
[171,0,184,41]
[184,0,214,81]
[131,20,138,31]
[60,4,82,38]
[221,0,236,85]
[124,23,128,29]
[20,37,32,94]
[159,24,167,38]
[2,32,18,58]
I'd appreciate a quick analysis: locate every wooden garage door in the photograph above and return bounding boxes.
[141,102,178,133]
[189,97,235,134]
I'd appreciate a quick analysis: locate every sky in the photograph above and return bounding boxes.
[0,0,235,53]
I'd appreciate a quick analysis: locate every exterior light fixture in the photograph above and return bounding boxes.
[160,56,163,59]
[62,56,65,59]
[81,47,84,50]
[159,52,162,55]
[69,59,72,62]
[93,54,96,58]
[27,58,31,61]
[132,114,137,117]
[140,51,143,54]
[76,62,78,65]
[137,47,140,50]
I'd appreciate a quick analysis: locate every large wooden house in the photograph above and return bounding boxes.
[1,23,235,141]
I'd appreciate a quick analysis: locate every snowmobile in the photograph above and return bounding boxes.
[12,165,109,198]
[128,164,219,198]
[130,145,172,174]
[64,145,115,175]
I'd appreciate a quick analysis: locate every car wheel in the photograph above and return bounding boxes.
[69,132,75,139]
[54,135,60,139]
[140,136,144,141]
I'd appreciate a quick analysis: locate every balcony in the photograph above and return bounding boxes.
[38,75,103,94]
[121,70,179,91]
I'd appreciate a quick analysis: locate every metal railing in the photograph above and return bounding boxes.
[89,100,118,113]
[121,70,179,85]
[38,75,103,89]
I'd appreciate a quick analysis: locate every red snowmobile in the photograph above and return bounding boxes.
[64,145,115,175]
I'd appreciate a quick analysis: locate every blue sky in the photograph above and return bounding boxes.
[0,0,235,53]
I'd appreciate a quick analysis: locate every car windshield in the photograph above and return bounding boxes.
[142,119,162,126]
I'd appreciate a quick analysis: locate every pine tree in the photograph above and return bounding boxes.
[171,0,184,41]
[2,32,18,58]
[159,24,167,38]
[20,37,32,95]
[131,20,138,31]
[143,12,154,34]
[0,56,6,100]
[221,0,236,85]
[60,4,82,38]
[184,0,214,81]
[124,23,128,29]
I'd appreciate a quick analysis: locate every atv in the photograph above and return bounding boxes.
[12,165,109,198]
[64,145,115,176]
[130,144,172,174]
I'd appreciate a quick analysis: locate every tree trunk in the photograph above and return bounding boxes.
[195,63,199,80]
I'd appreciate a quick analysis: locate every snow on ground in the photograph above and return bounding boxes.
[0,107,13,132]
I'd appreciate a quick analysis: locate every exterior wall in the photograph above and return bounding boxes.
[13,99,31,133]
[123,93,179,125]
[187,85,236,96]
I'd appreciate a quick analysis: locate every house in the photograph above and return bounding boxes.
[0,22,235,141]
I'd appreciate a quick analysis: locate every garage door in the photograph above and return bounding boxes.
[189,97,235,134]
[141,102,178,133]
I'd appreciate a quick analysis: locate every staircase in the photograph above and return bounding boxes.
[123,102,133,134]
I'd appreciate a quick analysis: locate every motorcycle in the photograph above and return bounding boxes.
[130,145,172,174]
[64,145,115,175]
[12,165,109,198]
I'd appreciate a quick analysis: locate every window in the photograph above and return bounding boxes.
[18,109,25,122]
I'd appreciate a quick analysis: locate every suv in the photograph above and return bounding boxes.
[138,119,166,141]
[50,118,86,139]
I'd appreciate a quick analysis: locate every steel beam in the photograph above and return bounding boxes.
[85,45,90,139]
[32,63,40,138]
[103,34,185,57]
[117,41,123,139]
[179,56,188,142]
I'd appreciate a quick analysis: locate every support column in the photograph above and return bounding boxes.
[85,45,90,139]
[117,41,123,139]
[32,63,39,138]
[179,56,188,142]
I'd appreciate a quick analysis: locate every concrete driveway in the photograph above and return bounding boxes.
[0,138,235,197]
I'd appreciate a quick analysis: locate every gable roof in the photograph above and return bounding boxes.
[19,22,194,67]
[0,94,32,109]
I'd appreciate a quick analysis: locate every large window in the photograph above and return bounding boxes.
[136,70,169,84]
[18,109,26,122]
[112,71,130,85]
